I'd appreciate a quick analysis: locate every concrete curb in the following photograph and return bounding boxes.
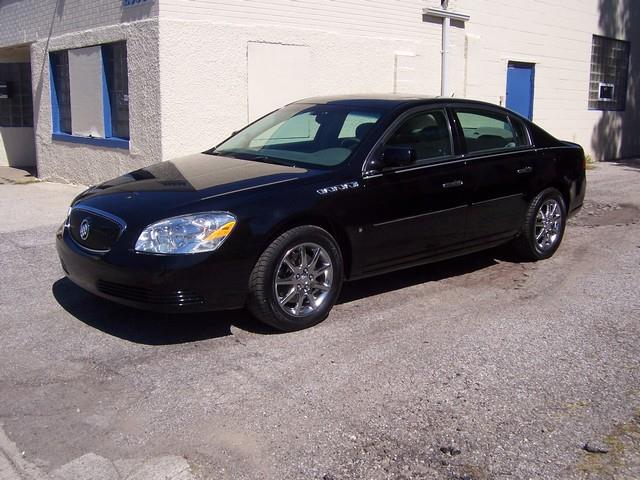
[0,425,195,480]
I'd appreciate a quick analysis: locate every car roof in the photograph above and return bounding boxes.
[293,94,514,113]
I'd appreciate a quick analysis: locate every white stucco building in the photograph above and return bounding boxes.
[0,0,637,184]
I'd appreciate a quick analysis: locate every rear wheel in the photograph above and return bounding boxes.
[247,226,344,331]
[512,188,567,261]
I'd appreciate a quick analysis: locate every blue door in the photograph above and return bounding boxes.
[506,62,535,119]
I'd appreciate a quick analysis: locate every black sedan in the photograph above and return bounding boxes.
[57,95,586,331]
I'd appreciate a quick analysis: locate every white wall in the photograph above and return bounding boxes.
[159,0,447,40]
[159,0,638,162]
[0,128,35,167]
[158,14,441,160]
[247,42,311,122]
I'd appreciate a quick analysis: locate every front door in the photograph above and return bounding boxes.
[506,62,535,119]
[353,108,471,276]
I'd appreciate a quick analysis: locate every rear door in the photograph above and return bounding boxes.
[450,106,537,243]
[353,107,472,276]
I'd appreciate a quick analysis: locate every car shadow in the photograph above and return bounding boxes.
[52,277,278,345]
[52,248,508,345]
[338,249,501,304]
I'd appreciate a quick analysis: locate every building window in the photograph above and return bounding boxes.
[102,42,129,139]
[49,51,71,134]
[49,41,129,147]
[588,35,630,111]
[0,63,33,128]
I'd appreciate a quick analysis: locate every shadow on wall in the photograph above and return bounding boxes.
[0,128,36,167]
[592,0,640,161]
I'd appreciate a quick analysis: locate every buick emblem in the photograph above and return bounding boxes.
[79,218,91,240]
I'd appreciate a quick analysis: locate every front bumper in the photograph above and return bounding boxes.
[56,226,250,313]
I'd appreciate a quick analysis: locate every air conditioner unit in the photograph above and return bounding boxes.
[598,82,615,101]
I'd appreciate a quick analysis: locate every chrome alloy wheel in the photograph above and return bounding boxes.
[535,199,562,252]
[274,243,334,317]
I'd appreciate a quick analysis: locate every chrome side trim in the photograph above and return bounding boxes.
[471,193,523,206]
[363,147,540,179]
[372,204,466,227]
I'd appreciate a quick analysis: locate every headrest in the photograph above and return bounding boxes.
[355,122,375,139]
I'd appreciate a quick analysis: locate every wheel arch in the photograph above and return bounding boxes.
[259,214,354,279]
[548,181,571,211]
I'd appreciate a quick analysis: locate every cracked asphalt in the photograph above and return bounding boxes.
[0,161,639,480]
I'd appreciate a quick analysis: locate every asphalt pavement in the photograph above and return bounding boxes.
[0,161,639,480]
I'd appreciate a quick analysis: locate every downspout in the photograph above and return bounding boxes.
[422,6,470,97]
[441,14,450,96]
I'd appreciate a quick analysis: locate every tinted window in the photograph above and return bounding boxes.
[455,109,526,153]
[386,110,452,162]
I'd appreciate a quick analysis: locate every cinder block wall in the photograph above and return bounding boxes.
[0,0,158,48]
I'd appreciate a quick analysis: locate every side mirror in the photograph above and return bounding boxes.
[381,145,416,168]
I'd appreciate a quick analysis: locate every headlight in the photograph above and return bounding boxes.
[134,212,237,254]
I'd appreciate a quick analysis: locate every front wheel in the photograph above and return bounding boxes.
[512,188,567,261]
[247,226,344,331]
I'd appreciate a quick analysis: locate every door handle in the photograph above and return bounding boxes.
[442,180,464,189]
[517,166,533,174]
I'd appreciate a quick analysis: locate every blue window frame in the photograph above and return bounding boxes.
[49,42,129,148]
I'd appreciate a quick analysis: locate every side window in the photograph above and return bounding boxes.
[455,109,526,154]
[386,110,452,163]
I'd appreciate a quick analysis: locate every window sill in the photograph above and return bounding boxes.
[52,133,129,150]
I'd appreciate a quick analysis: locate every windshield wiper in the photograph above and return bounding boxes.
[249,155,297,167]
[204,149,296,167]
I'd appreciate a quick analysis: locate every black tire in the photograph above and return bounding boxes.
[512,187,567,261]
[247,226,344,331]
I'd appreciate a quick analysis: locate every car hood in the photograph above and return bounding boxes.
[72,153,318,220]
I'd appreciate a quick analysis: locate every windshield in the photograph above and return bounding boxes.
[213,104,384,168]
